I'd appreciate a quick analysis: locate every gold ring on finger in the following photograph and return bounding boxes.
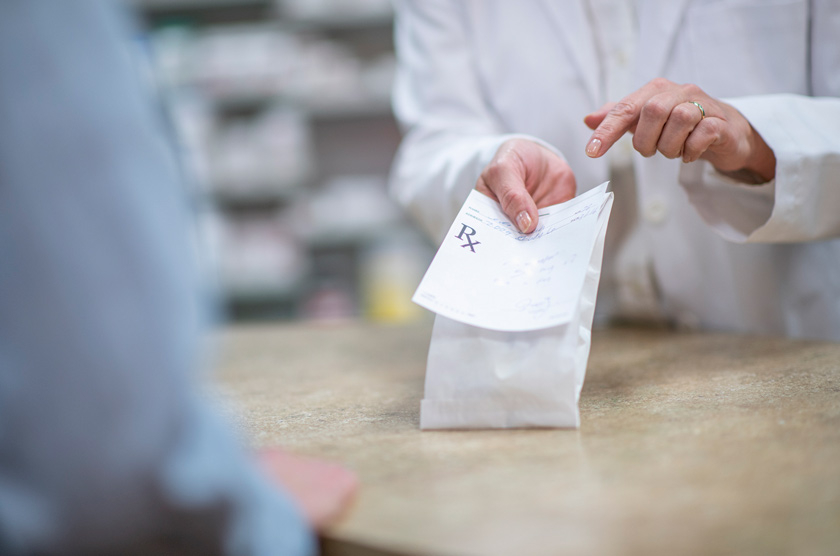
[690,101,706,120]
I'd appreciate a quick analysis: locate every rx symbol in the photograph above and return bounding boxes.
[455,223,480,253]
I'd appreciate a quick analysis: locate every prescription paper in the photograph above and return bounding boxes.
[413,182,612,332]
[415,182,614,429]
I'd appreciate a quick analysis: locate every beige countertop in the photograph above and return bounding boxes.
[214,321,840,556]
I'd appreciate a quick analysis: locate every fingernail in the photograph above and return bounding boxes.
[586,138,601,157]
[516,211,532,233]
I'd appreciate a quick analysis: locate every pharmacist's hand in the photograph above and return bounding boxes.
[584,78,775,183]
[476,138,577,233]
[257,448,358,531]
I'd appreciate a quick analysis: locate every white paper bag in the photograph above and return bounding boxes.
[419,188,613,429]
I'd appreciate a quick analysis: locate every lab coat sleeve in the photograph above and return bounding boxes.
[679,2,840,244]
[0,2,313,555]
[390,0,563,243]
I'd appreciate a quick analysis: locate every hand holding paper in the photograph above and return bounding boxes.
[414,182,612,331]
[414,183,614,429]
[475,138,577,233]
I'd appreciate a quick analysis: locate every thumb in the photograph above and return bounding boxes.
[583,102,616,130]
[476,171,539,234]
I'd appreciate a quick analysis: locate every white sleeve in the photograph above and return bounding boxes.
[389,0,558,243]
[680,95,840,243]
[679,2,840,244]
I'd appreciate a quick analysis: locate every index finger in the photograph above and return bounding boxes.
[585,79,671,158]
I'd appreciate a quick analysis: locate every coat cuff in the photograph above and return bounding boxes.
[681,94,840,244]
[679,160,775,243]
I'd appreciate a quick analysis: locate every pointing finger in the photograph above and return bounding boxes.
[584,102,616,130]
[586,78,673,158]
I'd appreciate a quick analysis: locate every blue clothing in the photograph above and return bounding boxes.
[0,2,313,554]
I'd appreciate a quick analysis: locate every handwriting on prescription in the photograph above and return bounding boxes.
[493,253,579,287]
[480,201,601,241]
[515,296,552,317]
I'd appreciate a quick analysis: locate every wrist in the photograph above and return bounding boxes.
[714,105,776,185]
[722,125,775,185]
[744,125,776,182]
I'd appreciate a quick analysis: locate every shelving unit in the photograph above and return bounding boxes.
[134,0,432,322]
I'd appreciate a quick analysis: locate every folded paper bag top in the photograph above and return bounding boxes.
[412,182,614,429]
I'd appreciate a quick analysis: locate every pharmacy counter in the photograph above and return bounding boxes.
[215,321,840,556]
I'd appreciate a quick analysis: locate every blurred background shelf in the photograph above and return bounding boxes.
[135,0,395,28]
[134,0,432,323]
[206,95,393,119]
[209,184,302,208]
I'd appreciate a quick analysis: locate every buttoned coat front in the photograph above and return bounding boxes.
[390,0,840,340]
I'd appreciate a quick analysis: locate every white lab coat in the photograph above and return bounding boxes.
[389,0,840,341]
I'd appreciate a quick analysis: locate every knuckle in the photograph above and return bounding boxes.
[592,125,616,140]
[657,142,681,159]
[685,126,713,156]
[682,147,698,162]
[611,101,638,120]
[641,99,668,120]
[682,82,703,98]
[651,77,673,90]
[683,141,702,161]
[498,186,524,211]
[704,117,723,134]
[693,118,720,143]
[671,105,696,125]
[632,136,655,158]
